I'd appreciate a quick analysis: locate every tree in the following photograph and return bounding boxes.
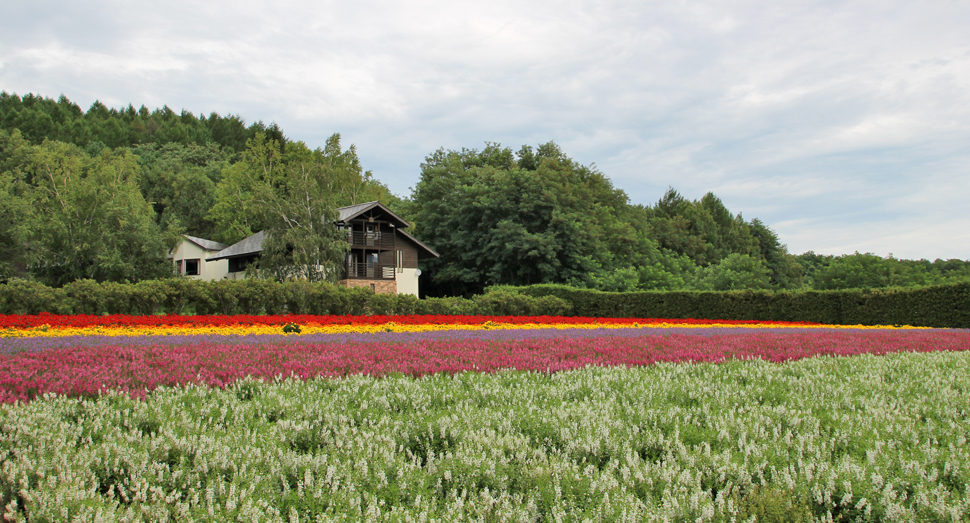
[813,252,892,290]
[0,172,32,280]
[690,253,772,291]
[19,141,172,285]
[208,133,285,244]
[748,218,802,288]
[256,137,356,282]
[208,133,386,281]
[410,142,650,295]
[133,142,228,240]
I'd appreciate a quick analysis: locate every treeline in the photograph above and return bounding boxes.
[0,92,282,153]
[0,93,397,286]
[796,251,970,290]
[2,92,968,295]
[406,143,970,296]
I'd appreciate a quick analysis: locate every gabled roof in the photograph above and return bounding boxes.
[337,201,411,228]
[184,235,229,252]
[207,231,266,261]
[397,229,439,259]
[205,203,425,262]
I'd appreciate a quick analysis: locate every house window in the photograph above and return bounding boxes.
[184,259,201,276]
[228,256,253,273]
[397,250,403,272]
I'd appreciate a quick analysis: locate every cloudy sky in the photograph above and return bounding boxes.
[2,0,969,259]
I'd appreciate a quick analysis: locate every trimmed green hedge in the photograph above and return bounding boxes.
[3,278,967,327]
[0,279,571,317]
[506,282,970,328]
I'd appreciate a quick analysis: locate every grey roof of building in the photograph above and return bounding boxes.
[184,235,229,252]
[207,231,266,261]
[337,201,411,228]
[397,229,439,258]
[205,204,423,262]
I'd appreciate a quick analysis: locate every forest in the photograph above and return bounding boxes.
[2,91,968,296]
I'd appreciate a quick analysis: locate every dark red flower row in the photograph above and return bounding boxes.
[0,313,822,329]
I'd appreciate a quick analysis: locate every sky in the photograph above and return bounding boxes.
[2,0,969,260]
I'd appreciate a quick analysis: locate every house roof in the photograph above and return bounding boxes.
[205,203,430,262]
[337,201,411,228]
[184,235,229,252]
[207,231,266,261]
[397,229,439,258]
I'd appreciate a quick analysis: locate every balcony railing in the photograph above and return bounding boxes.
[345,262,396,280]
[347,231,395,249]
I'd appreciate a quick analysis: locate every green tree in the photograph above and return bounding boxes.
[133,142,229,240]
[748,218,802,288]
[209,133,378,281]
[0,169,32,279]
[19,141,172,285]
[208,133,285,244]
[256,137,357,282]
[813,252,892,289]
[690,253,772,291]
[410,142,651,295]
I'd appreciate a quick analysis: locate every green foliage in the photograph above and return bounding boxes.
[0,279,70,314]
[0,279,573,317]
[649,188,756,266]
[2,94,403,287]
[0,91,278,153]
[3,278,967,326]
[470,289,572,316]
[7,92,967,295]
[255,136,355,282]
[208,133,397,282]
[567,266,641,293]
[133,142,229,241]
[410,142,664,295]
[800,251,970,290]
[1,135,175,286]
[511,281,970,328]
[643,189,808,290]
[691,253,772,291]
[732,485,814,523]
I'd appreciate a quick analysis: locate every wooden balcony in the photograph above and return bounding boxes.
[345,262,396,280]
[347,231,395,249]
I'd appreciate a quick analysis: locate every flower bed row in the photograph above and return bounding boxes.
[2,328,969,404]
[2,312,829,329]
[0,313,929,338]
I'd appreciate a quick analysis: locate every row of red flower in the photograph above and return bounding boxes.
[1,330,965,404]
[0,313,823,329]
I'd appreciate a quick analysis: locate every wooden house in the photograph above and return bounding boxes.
[205,202,438,295]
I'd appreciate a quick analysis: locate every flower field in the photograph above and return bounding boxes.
[1,314,969,522]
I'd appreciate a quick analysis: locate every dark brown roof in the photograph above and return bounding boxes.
[337,201,411,228]
[397,229,439,258]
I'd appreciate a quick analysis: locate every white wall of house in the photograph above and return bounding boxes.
[171,241,229,281]
[397,268,421,296]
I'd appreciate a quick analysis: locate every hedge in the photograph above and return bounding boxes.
[2,278,967,327]
[506,282,970,328]
[0,279,571,318]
